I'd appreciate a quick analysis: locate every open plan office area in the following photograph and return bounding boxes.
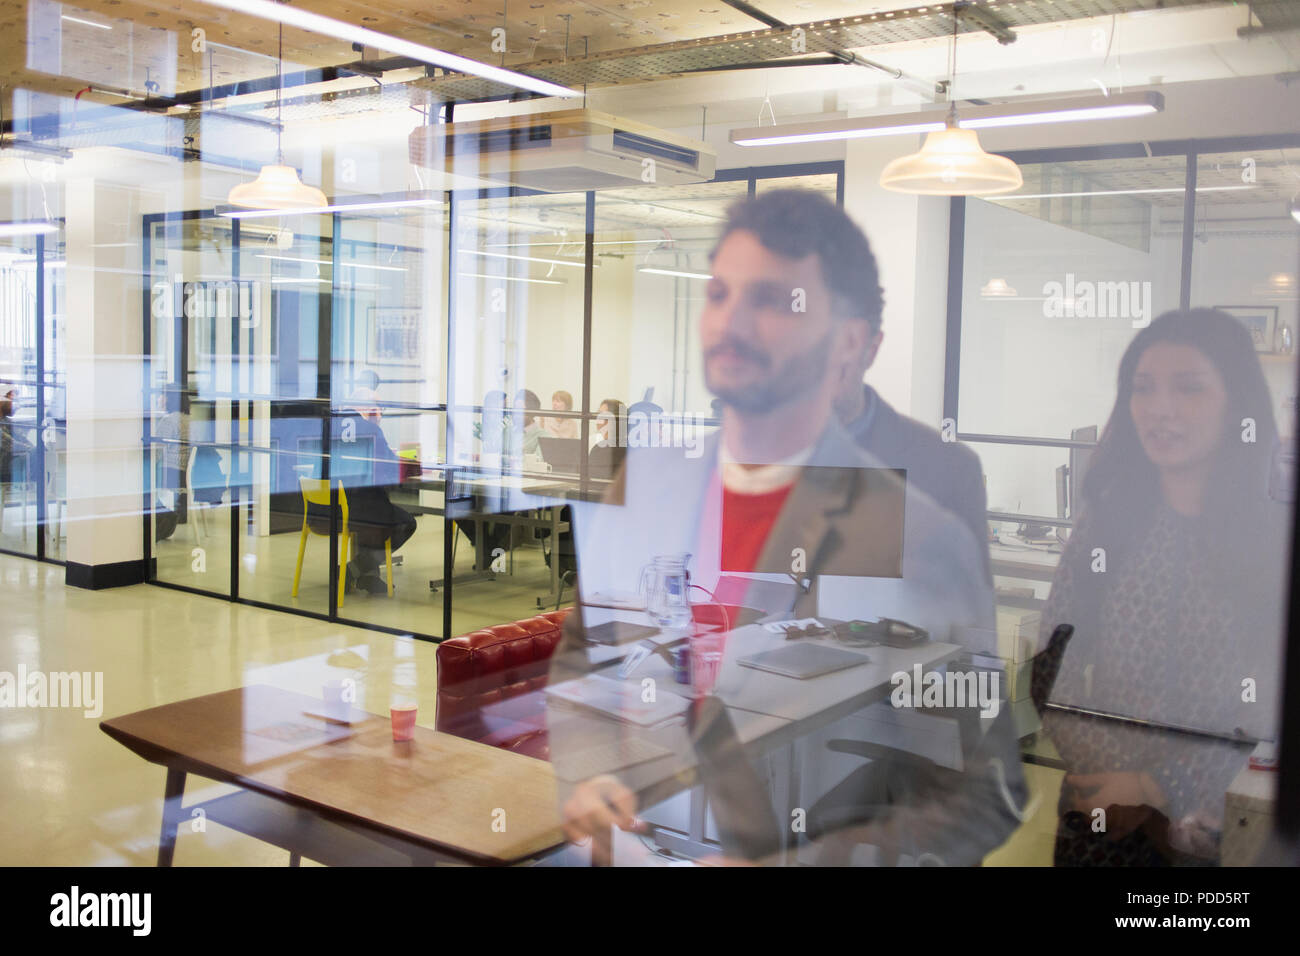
[2,0,1300,910]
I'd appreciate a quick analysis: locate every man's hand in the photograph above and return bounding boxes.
[561,775,643,844]
[1065,771,1166,841]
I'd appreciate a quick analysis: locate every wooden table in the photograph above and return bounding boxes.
[101,684,565,867]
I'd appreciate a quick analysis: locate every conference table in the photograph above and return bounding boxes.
[401,466,612,609]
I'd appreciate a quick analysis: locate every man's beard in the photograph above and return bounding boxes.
[704,328,834,415]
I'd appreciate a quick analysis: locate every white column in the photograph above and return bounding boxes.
[64,178,146,584]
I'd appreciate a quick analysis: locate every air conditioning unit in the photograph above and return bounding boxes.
[409,108,716,192]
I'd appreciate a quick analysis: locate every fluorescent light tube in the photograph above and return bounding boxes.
[458,272,563,286]
[731,91,1163,147]
[255,254,407,273]
[0,221,59,237]
[638,267,711,280]
[61,15,111,29]
[989,185,1255,201]
[735,121,943,147]
[195,0,578,99]
[487,239,665,249]
[220,196,441,219]
[459,249,587,268]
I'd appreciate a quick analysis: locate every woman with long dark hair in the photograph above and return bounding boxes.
[1040,308,1288,866]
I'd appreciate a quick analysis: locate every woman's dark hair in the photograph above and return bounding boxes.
[1076,307,1281,582]
[515,388,541,427]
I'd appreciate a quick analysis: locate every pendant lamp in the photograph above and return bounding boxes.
[227,10,327,211]
[880,5,1022,197]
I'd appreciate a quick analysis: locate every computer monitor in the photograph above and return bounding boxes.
[538,436,583,475]
[1067,425,1097,518]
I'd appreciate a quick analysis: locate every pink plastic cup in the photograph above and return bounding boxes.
[689,630,725,696]
[390,704,418,741]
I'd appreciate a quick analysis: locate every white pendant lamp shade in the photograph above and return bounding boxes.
[879,125,1023,196]
[227,164,327,211]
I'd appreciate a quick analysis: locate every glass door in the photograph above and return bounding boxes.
[0,226,60,557]
[146,213,237,597]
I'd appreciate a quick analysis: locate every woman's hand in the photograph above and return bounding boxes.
[1167,808,1221,859]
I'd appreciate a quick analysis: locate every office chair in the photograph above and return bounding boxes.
[804,624,1074,864]
[185,446,227,544]
[0,446,34,544]
[44,442,65,557]
[537,505,576,610]
[292,477,394,607]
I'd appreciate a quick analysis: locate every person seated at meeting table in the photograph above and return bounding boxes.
[350,369,384,425]
[0,385,34,495]
[592,398,625,450]
[152,386,188,512]
[546,190,1023,866]
[474,390,508,454]
[458,390,512,560]
[513,388,547,459]
[306,399,418,596]
[1039,308,1287,867]
[544,389,581,439]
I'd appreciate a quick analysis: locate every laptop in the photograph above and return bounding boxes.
[738,643,871,680]
[538,436,626,479]
[538,436,583,474]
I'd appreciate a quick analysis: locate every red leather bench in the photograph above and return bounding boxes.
[435,609,570,761]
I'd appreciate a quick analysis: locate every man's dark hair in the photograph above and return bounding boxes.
[712,189,885,332]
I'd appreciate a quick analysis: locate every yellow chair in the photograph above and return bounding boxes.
[291,477,394,606]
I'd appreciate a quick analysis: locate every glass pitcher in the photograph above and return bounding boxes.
[639,553,692,629]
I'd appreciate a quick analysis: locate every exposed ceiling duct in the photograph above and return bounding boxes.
[410,108,717,191]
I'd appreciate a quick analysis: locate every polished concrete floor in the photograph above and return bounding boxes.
[0,552,1062,866]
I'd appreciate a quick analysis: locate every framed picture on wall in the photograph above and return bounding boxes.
[1218,305,1279,353]
[367,307,422,365]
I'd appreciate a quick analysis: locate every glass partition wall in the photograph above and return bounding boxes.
[951,136,1300,592]
[143,163,843,641]
[0,226,65,561]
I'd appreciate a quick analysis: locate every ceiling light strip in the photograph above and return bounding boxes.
[196,0,578,99]
[731,91,1164,147]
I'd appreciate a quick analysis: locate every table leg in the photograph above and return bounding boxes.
[157,767,186,867]
[549,506,560,607]
[289,852,301,867]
